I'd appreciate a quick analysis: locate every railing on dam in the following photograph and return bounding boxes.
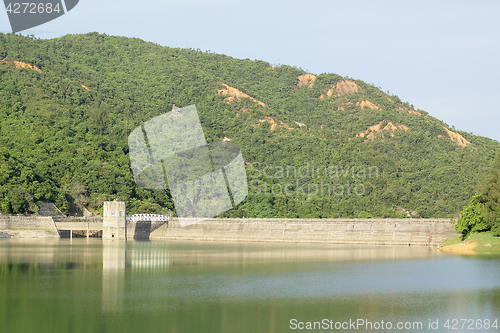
[53,214,170,230]
[53,215,169,239]
[126,214,170,222]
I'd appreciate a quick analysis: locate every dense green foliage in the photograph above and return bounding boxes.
[456,152,500,237]
[455,195,488,237]
[0,32,498,217]
[477,152,500,235]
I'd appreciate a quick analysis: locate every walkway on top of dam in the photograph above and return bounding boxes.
[54,214,170,231]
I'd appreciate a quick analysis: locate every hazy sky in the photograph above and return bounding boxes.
[1,0,499,141]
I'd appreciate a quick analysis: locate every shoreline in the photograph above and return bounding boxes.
[438,232,500,255]
[439,241,480,255]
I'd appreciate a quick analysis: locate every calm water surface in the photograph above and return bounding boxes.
[1,239,500,333]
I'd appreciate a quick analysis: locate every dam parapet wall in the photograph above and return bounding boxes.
[150,218,458,246]
[0,215,59,238]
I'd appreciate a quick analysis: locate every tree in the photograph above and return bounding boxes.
[477,151,500,236]
[455,194,488,237]
[457,151,500,237]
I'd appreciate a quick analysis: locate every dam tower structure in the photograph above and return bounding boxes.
[103,200,127,240]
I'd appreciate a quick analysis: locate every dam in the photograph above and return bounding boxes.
[150,218,458,246]
[0,214,458,246]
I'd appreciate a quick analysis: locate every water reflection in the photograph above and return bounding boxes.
[102,241,126,312]
[1,239,500,333]
[0,238,103,271]
[0,239,452,273]
[148,242,446,268]
[129,245,170,270]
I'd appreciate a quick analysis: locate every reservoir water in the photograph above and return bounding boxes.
[1,239,499,332]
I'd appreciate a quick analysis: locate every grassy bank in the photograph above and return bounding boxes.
[440,232,500,255]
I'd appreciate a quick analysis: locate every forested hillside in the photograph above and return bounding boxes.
[0,32,498,218]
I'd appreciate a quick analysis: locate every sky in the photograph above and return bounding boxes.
[1,0,499,141]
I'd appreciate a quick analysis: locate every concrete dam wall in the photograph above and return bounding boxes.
[0,215,59,238]
[0,215,459,246]
[126,221,165,240]
[150,218,458,246]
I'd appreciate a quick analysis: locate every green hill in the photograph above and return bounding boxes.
[0,32,497,218]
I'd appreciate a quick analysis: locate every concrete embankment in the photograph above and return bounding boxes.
[150,218,458,246]
[0,215,59,238]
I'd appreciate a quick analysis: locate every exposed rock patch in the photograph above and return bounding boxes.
[218,83,266,107]
[319,80,360,99]
[259,117,277,130]
[319,90,332,99]
[356,121,409,141]
[297,74,316,88]
[441,126,471,148]
[397,106,421,116]
[356,100,379,110]
[336,80,360,95]
[256,119,296,131]
[3,60,41,72]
